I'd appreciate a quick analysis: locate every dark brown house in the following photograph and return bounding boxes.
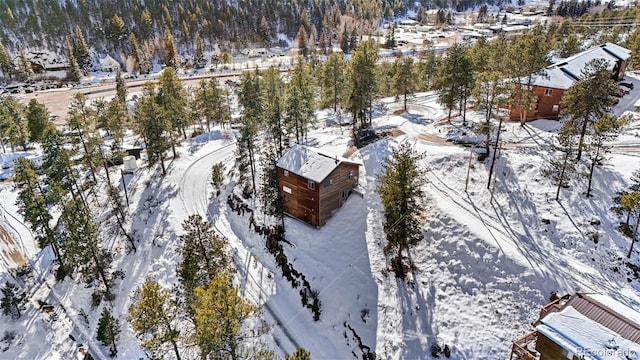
[511,293,640,360]
[276,145,361,227]
[510,43,631,121]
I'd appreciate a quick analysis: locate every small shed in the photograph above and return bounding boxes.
[276,145,361,227]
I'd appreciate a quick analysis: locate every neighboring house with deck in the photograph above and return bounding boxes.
[511,293,640,360]
[276,145,361,227]
[510,43,631,121]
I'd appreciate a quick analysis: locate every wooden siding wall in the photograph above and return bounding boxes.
[510,85,565,121]
[318,163,360,225]
[277,162,360,227]
[277,168,320,226]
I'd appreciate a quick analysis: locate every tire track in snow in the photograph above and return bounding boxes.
[178,141,301,353]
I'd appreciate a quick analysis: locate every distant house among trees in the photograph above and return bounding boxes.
[276,145,361,227]
[510,293,640,360]
[510,43,631,121]
[99,55,121,72]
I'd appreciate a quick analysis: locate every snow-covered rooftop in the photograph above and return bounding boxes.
[531,43,631,90]
[276,144,360,183]
[537,306,640,359]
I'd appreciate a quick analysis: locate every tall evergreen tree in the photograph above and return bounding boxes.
[96,308,121,357]
[191,272,273,360]
[60,198,116,298]
[376,142,425,279]
[0,42,14,79]
[506,30,549,126]
[73,25,90,71]
[321,53,346,113]
[0,282,25,319]
[115,69,127,103]
[177,214,230,309]
[13,158,63,266]
[346,40,378,129]
[392,56,418,112]
[237,71,263,193]
[0,97,29,151]
[25,99,54,143]
[548,119,578,201]
[136,83,171,175]
[128,280,183,360]
[263,68,286,156]
[560,58,619,161]
[67,93,100,184]
[285,58,315,144]
[157,67,189,156]
[433,43,470,122]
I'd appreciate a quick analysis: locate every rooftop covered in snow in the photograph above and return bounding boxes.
[530,43,631,90]
[276,144,361,183]
[537,306,640,360]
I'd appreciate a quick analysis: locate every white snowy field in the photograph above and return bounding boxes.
[0,91,639,359]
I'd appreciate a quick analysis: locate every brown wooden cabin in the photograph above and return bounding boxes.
[510,42,631,122]
[276,145,360,228]
[511,293,640,360]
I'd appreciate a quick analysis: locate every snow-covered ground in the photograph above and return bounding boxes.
[0,92,640,359]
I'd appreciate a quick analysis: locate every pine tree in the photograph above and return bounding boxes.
[506,30,549,126]
[67,93,100,184]
[163,28,178,68]
[211,162,225,196]
[73,25,90,71]
[560,58,619,161]
[0,97,29,151]
[177,214,230,308]
[285,58,315,144]
[619,191,640,258]
[584,114,624,197]
[0,282,25,319]
[105,14,127,47]
[194,33,206,69]
[321,53,346,113]
[17,47,33,79]
[96,308,121,357]
[135,83,171,175]
[548,119,578,201]
[346,40,378,129]
[191,272,273,360]
[259,149,286,227]
[263,68,286,156]
[376,142,425,279]
[13,157,63,266]
[157,67,189,156]
[238,71,263,193]
[128,280,183,360]
[433,43,471,123]
[115,70,127,103]
[194,79,228,132]
[296,26,308,57]
[65,37,82,82]
[0,42,14,79]
[286,348,311,360]
[25,99,54,143]
[392,56,417,112]
[60,198,116,299]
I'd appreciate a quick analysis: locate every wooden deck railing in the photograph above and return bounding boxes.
[510,330,539,360]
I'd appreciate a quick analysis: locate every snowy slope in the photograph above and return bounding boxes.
[0,92,640,359]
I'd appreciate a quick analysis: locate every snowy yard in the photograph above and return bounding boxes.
[0,92,639,359]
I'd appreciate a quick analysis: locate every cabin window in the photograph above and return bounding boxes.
[282,185,292,194]
[561,349,573,359]
[552,104,559,113]
[323,179,333,188]
[284,170,289,177]
[342,190,348,198]
[544,88,553,96]
[308,180,315,190]
[349,171,354,179]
